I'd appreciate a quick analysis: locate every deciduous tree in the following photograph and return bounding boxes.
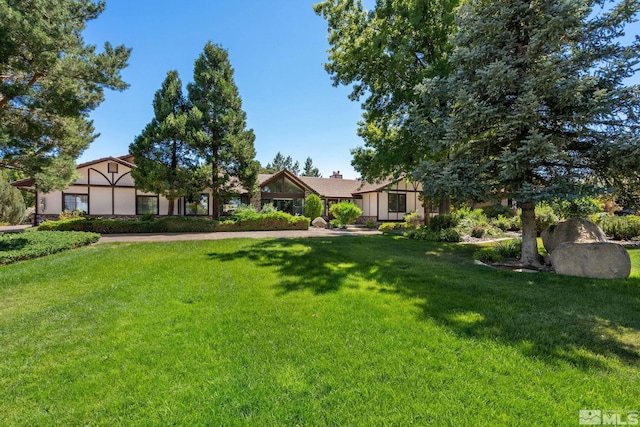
[0,0,131,191]
[314,0,457,183]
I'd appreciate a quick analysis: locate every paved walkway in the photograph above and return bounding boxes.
[0,225,32,233]
[97,227,381,244]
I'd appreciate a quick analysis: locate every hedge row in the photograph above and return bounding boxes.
[0,231,100,265]
[37,213,310,234]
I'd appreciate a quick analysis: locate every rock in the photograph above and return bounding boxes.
[311,217,327,228]
[541,217,606,254]
[550,242,631,279]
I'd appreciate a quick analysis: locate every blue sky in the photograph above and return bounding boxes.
[81,0,367,179]
[81,1,639,180]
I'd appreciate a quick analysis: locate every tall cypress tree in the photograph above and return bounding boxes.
[415,0,640,267]
[130,71,203,215]
[187,42,259,219]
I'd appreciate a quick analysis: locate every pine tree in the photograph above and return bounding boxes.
[415,0,640,267]
[302,157,321,177]
[0,169,26,224]
[187,42,259,219]
[263,152,301,175]
[129,71,204,215]
[0,0,130,191]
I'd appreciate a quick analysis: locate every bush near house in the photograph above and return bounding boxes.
[38,212,309,234]
[0,231,99,265]
[329,201,362,227]
[597,215,640,240]
[304,194,323,219]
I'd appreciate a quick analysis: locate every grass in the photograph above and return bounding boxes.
[1,235,639,425]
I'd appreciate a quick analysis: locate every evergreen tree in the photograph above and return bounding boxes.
[0,169,26,224]
[187,42,259,219]
[263,151,301,175]
[0,0,131,191]
[302,157,321,177]
[415,0,640,267]
[129,71,204,215]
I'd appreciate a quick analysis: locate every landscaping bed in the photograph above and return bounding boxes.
[37,212,310,234]
[0,231,99,265]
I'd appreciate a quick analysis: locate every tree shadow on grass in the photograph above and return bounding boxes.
[208,236,640,370]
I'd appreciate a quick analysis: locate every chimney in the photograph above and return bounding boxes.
[330,171,343,179]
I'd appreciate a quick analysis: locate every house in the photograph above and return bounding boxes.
[13,155,428,224]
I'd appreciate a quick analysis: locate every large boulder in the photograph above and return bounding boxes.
[541,218,606,254]
[311,217,327,228]
[550,242,631,279]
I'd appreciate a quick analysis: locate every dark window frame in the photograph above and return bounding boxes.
[108,162,119,173]
[388,193,407,213]
[62,193,89,213]
[184,194,210,216]
[136,195,159,215]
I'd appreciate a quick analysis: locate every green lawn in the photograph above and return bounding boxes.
[1,236,639,425]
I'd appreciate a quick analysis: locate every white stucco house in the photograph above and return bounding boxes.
[13,154,429,224]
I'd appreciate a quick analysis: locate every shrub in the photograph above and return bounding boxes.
[482,204,515,219]
[329,202,362,226]
[428,214,458,232]
[454,207,489,233]
[365,220,376,229]
[304,194,323,219]
[474,239,522,263]
[259,203,278,214]
[379,222,411,233]
[599,215,640,240]
[0,173,26,224]
[38,212,310,234]
[470,226,486,238]
[403,211,422,227]
[140,213,155,221]
[59,209,86,220]
[534,203,560,235]
[406,225,462,242]
[233,205,260,221]
[492,214,521,232]
[0,231,99,265]
[550,196,602,219]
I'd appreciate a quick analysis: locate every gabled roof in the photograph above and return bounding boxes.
[297,175,362,199]
[258,170,365,199]
[11,156,136,189]
[77,156,136,170]
[258,170,316,194]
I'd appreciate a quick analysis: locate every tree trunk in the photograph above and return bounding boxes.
[520,200,542,268]
[167,198,175,216]
[438,196,451,215]
[423,198,430,226]
[212,196,220,220]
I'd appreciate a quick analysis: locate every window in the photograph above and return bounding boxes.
[63,194,88,213]
[185,194,209,215]
[283,178,303,194]
[136,195,158,215]
[388,193,406,213]
[108,162,118,173]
